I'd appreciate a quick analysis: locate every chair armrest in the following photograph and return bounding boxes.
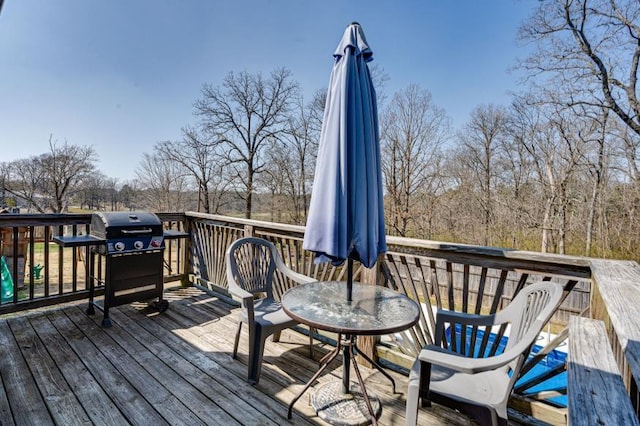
[274,255,316,285]
[226,265,256,323]
[418,345,515,374]
[436,309,497,327]
[280,267,316,285]
[419,324,538,375]
[228,284,255,324]
[228,283,253,302]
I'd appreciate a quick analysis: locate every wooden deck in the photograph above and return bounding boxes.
[0,286,477,426]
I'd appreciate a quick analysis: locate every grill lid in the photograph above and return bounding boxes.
[91,211,163,240]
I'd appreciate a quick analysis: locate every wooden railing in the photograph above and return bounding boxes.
[2,211,639,424]
[182,212,638,424]
[0,213,188,315]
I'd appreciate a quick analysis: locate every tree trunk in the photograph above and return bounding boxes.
[245,165,253,219]
[559,187,566,255]
[484,138,492,246]
[586,118,606,256]
[541,197,554,253]
[202,182,211,214]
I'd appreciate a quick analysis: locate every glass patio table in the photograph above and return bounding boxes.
[282,280,420,426]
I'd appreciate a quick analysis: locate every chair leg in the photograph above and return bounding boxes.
[494,402,509,426]
[461,404,502,426]
[233,321,242,359]
[405,374,420,426]
[406,361,433,425]
[247,325,267,385]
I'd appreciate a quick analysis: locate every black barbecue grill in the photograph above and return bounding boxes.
[54,211,186,327]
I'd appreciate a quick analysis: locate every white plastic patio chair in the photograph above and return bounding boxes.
[226,237,316,385]
[405,281,563,426]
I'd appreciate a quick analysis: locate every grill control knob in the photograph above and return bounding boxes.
[134,240,144,250]
[114,242,125,251]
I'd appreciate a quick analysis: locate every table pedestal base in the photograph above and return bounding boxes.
[312,381,382,426]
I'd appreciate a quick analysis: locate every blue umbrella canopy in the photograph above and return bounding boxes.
[303,22,386,274]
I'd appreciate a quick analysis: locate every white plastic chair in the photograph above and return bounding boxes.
[226,237,315,385]
[405,281,564,426]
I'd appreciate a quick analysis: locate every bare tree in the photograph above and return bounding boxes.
[0,162,14,207]
[368,63,391,108]
[519,0,640,137]
[262,93,321,224]
[308,88,327,136]
[497,102,537,248]
[574,106,611,256]
[105,177,121,211]
[155,126,230,214]
[439,149,480,243]
[457,104,508,246]
[3,136,97,213]
[193,68,299,218]
[118,180,142,211]
[380,84,451,237]
[261,137,288,223]
[615,122,640,183]
[510,99,587,253]
[597,119,640,257]
[135,152,191,212]
[76,172,109,210]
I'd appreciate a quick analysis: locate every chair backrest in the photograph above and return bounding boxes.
[227,237,278,299]
[500,281,563,354]
[497,281,564,394]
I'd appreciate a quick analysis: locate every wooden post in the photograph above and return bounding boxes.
[180,216,192,287]
[357,254,386,367]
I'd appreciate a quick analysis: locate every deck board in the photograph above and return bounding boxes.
[9,315,91,426]
[28,313,128,426]
[47,309,169,425]
[0,320,52,425]
[0,286,475,425]
[105,308,260,425]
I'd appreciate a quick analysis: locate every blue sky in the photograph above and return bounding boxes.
[0,1,534,181]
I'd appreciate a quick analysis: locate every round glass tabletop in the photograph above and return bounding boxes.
[282,281,420,335]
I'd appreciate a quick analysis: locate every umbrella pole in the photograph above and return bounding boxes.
[342,258,354,393]
[347,258,353,302]
[342,335,351,393]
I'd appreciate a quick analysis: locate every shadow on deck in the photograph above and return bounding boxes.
[0,286,480,425]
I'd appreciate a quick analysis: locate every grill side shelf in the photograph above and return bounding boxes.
[163,230,188,240]
[53,235,106,247]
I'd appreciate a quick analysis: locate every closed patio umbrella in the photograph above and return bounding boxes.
[300,23,387,422]
[303,22,386,301]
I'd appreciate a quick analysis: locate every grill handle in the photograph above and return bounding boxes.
[120,228,154,235]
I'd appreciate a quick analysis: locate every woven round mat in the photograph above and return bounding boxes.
[311,381,382,426]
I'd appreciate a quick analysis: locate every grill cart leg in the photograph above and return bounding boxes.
[101,304,112,327]
[154,299,169,312]
[86,252,96,315]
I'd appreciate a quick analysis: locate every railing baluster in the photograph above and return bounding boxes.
[429,259,442,311]
[462,264,470,313]
[475,267,488,315]
[44,226,50,297]
[71,225,78,293]
[57,224,64,296]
